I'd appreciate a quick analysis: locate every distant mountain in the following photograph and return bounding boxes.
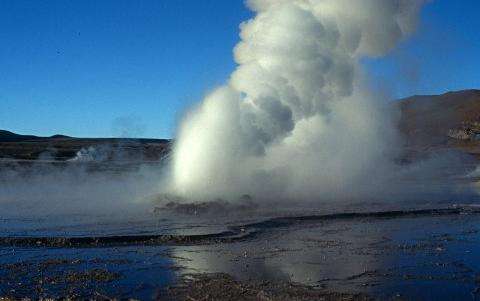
[0,130,42,142]
[49,134,71,139]
[398,89,480,155]
[0,130,73,142]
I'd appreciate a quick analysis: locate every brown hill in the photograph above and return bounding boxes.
[398,89,480,157]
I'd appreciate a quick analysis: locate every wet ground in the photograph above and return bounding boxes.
[1,160,480,300]
[1,205,480,300]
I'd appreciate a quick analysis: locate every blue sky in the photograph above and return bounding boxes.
[0,0,479,138]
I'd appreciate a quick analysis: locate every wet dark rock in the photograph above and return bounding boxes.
[153,197,259,216]
[52,269,120,284]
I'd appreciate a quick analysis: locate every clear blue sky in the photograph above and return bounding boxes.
[0,0,479,138]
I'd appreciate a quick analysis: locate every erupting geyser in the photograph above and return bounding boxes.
[169,0,427,201]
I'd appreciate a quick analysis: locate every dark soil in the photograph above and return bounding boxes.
[160,273,373,301]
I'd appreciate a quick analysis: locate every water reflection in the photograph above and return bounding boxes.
[171,214,480,300]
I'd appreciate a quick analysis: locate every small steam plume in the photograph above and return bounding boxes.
[169,0,430,202]
[111,115,147,138]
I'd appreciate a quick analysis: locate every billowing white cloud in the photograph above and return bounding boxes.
[169,0,428,201]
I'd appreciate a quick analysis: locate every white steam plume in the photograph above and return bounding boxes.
[170,0,428,201]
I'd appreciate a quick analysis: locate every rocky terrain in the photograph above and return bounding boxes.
[398,89,480,158]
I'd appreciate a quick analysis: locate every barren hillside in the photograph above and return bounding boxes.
[398,89,480,157]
